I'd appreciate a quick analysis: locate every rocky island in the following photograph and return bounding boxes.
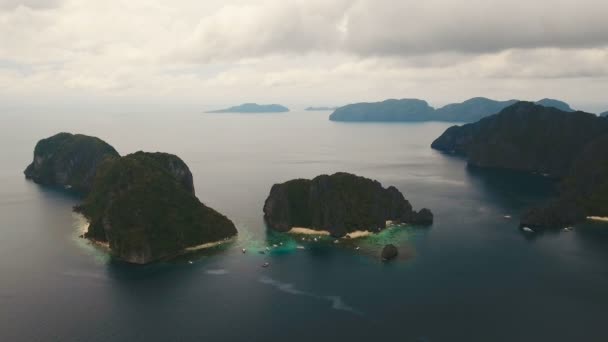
[431,102,608,229]
[75,151,237,264]
[263,172,433,238]
[26,133,237,264]
[329,97,574,123]
[206,103,289,113]
[24,132,120,194]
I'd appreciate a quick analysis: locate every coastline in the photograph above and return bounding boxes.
[288,227,372,239]
[587,216,608,222]
[184,236,236,251]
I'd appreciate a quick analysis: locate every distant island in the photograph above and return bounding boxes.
[25,133,237,264]
[431,102,608,229]
[329,97,574,123]
[206,103,289,113]
[263,172,433,238]
[601,111,608,117]
[305,106,339,111]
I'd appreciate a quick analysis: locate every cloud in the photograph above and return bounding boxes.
[0,0,62,11]
[0,0,607,111]
[177,0,608,62]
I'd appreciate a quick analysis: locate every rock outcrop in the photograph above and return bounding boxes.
[24,132,120,194]
[263,172,433,237]
[381,244,398,261]
[75,151,237,264]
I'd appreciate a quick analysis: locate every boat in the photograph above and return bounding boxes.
[188,261,193,264]
[296,246,305,250]
[262,262,270,268]
[355,246,360,251]
[242,248,246,253]
[333,240,339,244]
[503,215,512,219]
[522,227,534,233]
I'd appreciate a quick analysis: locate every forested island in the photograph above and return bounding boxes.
[263,172,433,238]
[431,102,608,229]
[24,133,237,264]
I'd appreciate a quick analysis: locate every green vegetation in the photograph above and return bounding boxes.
[77,152,236,264]
[264,172,432,237]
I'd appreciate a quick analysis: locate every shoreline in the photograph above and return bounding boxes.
[184,236,236,252]
[587,216,608,222]
[288,227,372,239]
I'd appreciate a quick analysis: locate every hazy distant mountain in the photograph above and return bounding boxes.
[535,98,574,112]
[329,97,575,123]
[329,99,435,122]
[305,106,338,111]
[206,103,289,113]
[434,97,519,122]
[601,111,608,117]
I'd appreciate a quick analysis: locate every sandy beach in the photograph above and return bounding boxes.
[289,227,372,239]
[587,216,608,222]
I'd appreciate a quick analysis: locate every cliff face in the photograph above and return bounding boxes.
[76,152,236,264]
[263,172,432,237]
[431,102,608,229]
[24,133,120,194]
[431,102,608,177]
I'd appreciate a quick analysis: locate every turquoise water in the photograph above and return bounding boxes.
[1,110,607,341]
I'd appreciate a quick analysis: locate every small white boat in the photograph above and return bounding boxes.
[313,238,318,242]
[296,246,305,250]
[522,227,534,233]
[265,247,270,251]
[262,262,270,268]
[563,227,574,232]
[242,248,246,253]
[188,261,193,264]
[355,246,360,251]
[333,240,339,244]
[279,242,283,246]
[273,244,278,248]
[503,215,512,219]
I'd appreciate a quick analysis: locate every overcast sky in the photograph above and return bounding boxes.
[1,0,607,113]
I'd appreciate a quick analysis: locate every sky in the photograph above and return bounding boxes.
[1,0,607,113]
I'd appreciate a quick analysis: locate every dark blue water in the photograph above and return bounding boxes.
[1,111,607,341]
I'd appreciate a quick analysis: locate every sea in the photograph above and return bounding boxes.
[0,109,607,341]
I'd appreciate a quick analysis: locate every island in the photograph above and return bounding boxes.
[75,151,237,264]
[263,172,433,238]
[25,133,237,264]
[431,102,608,229]
[329,99,435,122]
[206,103,289,113]
[601,111,608,117]
[305,106,338,111]
[329,97,575,123]
[24,132,120,194]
